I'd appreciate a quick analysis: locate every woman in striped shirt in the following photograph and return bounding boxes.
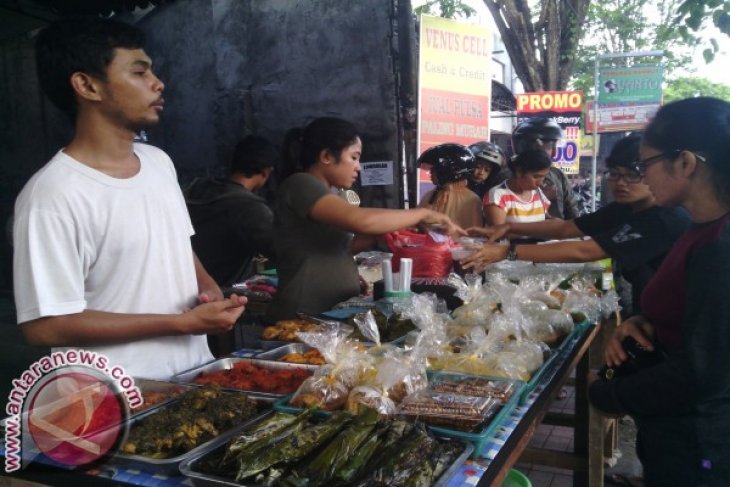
[484,148,552,225]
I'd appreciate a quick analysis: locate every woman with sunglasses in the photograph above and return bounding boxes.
[590,98,730,486]
[462,133,690,315]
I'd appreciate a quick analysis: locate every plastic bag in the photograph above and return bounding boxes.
[385,229,454,278]
[290,329,368,410]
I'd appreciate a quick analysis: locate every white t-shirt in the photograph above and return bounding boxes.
[486,181,551,223]
[13,144,213,379]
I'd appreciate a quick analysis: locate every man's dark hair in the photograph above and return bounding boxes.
[230,136,279,177]
[605,133,642,169]
[35,17,146,118]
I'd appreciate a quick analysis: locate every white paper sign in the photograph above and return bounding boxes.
[360,161,393,186]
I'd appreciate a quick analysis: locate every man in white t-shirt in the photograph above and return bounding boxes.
[12,18,247,379]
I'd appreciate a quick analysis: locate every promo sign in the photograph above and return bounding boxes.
[516,91,582,175]
[417,15,492,201]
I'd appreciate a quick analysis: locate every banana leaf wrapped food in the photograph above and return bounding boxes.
[331,422,389,485]
[284,408,379,486]
[235,411,351,482]
[356,422,439,487]
[218,410,311,472]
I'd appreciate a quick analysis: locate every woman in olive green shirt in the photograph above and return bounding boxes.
[267,117,462,322]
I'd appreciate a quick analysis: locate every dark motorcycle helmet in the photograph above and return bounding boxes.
[417,143,475,184]
[468,141,506,172]
[512,117,563,156]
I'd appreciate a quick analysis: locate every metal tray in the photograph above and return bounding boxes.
[255,343,314,361]
[128,377,196,417]
[179,415,474,487]
[109,392,273,475]
[170,357,319,397]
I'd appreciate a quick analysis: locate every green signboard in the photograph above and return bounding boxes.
[598,65,663,104]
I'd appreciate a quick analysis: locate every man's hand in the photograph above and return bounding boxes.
[180,294,247,335]
[604,315,655,367]
[198,284,224,304]
[460,243,509,272]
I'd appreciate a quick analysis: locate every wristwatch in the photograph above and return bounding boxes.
[506,243,518,261]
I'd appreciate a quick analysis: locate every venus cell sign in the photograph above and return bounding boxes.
[417,15,492,201]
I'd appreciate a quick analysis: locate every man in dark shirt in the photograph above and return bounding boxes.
[185,135,278,287]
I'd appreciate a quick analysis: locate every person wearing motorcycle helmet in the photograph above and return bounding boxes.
[513,117,581,219]
[468,141,507,200]
[417,143,483,229]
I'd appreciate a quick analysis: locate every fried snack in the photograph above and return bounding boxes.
[281,349,326,365]
[262,320,322,341]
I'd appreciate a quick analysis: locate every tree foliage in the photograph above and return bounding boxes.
[481,0,590,91]
[664,77,730,103]
[675,0,730,62]
[570,0,700,98]
[414,0,476,19]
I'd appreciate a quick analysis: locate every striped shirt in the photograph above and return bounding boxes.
[485,181,550,223]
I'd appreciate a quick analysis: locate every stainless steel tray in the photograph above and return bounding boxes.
[109,392,273,475]
[128,377,196,417]
[255,343,313,361]
[170,357,319,397]
[179,416,474,487]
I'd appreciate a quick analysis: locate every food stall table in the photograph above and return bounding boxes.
[461,321,603,487]
[2,323,601,487]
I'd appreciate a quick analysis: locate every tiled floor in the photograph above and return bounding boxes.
[513,384,642,487]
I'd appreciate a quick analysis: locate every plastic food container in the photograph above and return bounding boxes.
[427,372,521,404]
[397,391,502,431]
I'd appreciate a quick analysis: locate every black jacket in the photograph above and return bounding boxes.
[185,178,274,286]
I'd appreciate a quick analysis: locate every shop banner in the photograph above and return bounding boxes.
[598,65,662,104]
[584,100,660,134]
[587,64,663,133]
[417,15,491,201]
[516,91,582,175]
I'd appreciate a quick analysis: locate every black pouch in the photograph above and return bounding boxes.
[597,336,668,380]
